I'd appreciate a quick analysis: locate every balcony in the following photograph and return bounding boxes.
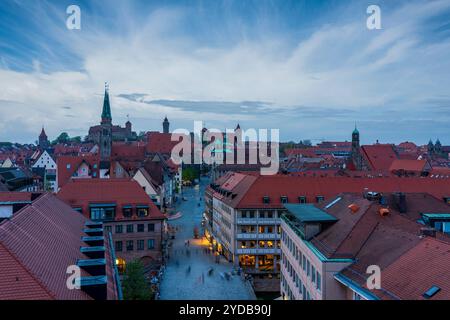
[83,228,104,237]
[236,218,279,225]
[236,248,281,255]
[236,233,281,240]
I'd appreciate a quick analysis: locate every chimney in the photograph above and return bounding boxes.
[420,227,436,238]
[394,192,407,213]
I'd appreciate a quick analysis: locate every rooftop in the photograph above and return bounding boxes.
[283,204,338,223]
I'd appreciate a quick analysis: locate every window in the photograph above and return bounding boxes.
[147,239,155,249]
[137,224,145,232]
[115,241,122,252]
[311,266,316,283]
[316,196,325,203]
[115,225,123,233]
[126,240,134,251]
[104,226,112,233]
[137,207,149,217]
[353,292,362,300]
[298,196,306,203]
[148,223,155,232]
[281,196,288,204]
[302,256,306,272]
[90,207,115,221]
[263,196,270,204]
[137,240,144,251]
[307,260,311,277]
[123,207,132,218]
[316,272,322,291]
[66,164,71,169]
[126,224,134,233]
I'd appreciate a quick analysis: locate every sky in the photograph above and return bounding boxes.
[0,0,449,145]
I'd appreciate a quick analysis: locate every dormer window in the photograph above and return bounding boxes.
[298,196,306,204]
[137,205,149,217]
[281,196,288,204]
[122,206,132,218]
[263,196,270,204]
[316,196,325,203]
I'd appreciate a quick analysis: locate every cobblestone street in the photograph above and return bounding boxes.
[159,177,256,300]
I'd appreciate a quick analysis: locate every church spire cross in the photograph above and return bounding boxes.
[101,82,112,123]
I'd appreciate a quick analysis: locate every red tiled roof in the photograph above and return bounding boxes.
[111,142,146,160]
[212,173,450,209]
[0,242,54,300]
[380,238,450,300]
[146,132,180,154]
[57,179,165,220]
[308,193,450,300]
[285,148,317,158]
[57,155,100,188]
[361,144,398,171]
[389,159,427,172]
[0,192,33,203]
[430,167,450,176]
[0,193,118,300]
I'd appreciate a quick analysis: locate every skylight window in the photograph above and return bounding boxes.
[423,286,441,299]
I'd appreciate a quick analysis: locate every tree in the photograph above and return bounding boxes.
[122,260,152,300]
[70,136,82,143]
[52,132,69,144]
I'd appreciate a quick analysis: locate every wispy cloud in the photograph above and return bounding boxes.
[0,0,449,144]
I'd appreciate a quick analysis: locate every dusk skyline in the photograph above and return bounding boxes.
[1,0,450,144]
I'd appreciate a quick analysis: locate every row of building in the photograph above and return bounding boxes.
[205,171,450,299]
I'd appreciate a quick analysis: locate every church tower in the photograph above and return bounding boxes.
[38,127,50,150]
[427,139,435,155]
[163,116,170,134]
[100,83,112,162]
[435,139,442,155]
[351,125,362,170]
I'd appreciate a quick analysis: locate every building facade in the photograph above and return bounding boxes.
[57,179,166,273]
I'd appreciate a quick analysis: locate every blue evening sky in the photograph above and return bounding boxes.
[0,0,449,144]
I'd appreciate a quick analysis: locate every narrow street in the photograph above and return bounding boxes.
[159,177,256,300]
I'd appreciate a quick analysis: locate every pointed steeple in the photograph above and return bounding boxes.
[39,126,47,139]
[101,82,112,124]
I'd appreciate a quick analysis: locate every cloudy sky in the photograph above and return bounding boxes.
[0,0,449,144]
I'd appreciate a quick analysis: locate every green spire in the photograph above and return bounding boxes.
[101,82,112,121]
[353,124,359,135]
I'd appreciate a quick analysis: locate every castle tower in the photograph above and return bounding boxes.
[163,116,170,134]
